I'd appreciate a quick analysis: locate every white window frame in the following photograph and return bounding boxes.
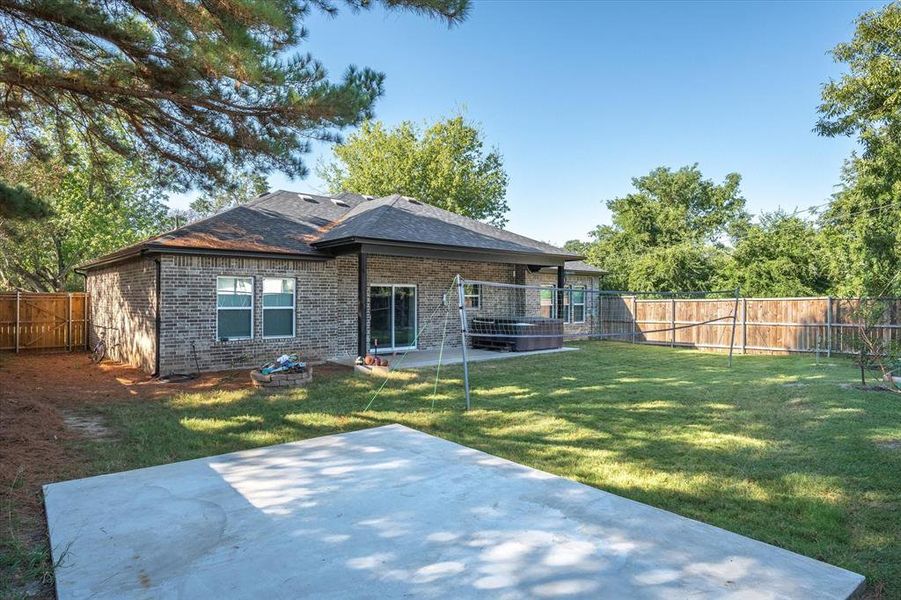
[216,275,254,341]
[262,277,296,339]
[539,284,556,319]
[464,283,481,310]
[571,285,586,324]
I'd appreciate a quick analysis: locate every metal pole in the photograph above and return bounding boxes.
[670,297,676,348]
[455,274,471,411]
[15,290,20,353]
[631,296,637,343]
[741,297,748,355]
[826,296,832,358]
[728,288,740,367]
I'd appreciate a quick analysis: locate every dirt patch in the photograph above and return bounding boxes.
[60,411,117,441]
[875,439,901,451]
[0,351,298,598]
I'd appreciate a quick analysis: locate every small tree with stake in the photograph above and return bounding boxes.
[848,298,901,391]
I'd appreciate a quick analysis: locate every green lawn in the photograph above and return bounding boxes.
[82,342,900,597]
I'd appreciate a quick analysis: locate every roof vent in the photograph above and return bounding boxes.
[363,195,374,200]
[331,198,350,207]
[300,194,318,203]
[407,198,422,205]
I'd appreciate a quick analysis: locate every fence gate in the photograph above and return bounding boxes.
[0,292,88,352]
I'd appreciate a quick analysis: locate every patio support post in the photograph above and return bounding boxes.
[826,296,832,358]
[357,251,368,359]
[556,265,565,321]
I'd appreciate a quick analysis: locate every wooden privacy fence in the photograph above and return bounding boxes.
[599,296,901,355]
[0,292,88,352]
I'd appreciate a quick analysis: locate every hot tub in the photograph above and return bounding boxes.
[469,316,564,351]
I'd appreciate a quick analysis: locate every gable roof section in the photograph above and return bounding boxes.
[314,194,577,259]
[79,190,580,269]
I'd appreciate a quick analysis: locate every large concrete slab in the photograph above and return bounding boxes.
[45,424,864,599]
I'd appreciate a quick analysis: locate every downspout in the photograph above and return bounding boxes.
[154,257,161,377]
[73,267,88,350]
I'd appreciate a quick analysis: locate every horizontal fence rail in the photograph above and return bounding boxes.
[0,292,88,352]
[611,296,901,356]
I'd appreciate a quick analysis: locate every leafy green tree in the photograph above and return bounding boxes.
[0,0,468,217]
[717,212,831,297]
[318,116,509,225]
[0,134,168,291]
[578,165,747,291]
[816,2,901,295]
[189,172,268,219]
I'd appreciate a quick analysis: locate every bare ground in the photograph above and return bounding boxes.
[0,351,284,599]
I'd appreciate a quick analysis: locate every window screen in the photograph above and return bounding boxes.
[217,277,253,339]
[263,278,295,337]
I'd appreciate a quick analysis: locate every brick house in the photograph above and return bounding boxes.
[78,191,603,375]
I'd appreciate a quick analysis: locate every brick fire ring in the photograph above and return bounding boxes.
[250,367,313,388]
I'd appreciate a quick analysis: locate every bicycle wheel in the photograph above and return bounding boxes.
[91,341,106,364]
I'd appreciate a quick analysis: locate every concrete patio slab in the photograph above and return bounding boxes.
[45,424,864,600]
[330,345,579,370]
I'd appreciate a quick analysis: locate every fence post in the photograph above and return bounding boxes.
[670,297,676,348]
[631,296,637,343]
[826,296,832,358]
[742,297,748,354]
[15,290,20,353]
[67,292,72,352]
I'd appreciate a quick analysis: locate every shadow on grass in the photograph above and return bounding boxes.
[82,342,899,596]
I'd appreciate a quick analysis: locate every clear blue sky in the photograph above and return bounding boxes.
[172,0,883,246]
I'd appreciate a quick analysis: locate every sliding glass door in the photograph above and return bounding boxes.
[369,285,417,351]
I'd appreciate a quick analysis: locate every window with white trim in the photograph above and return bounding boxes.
[464,284,481,309]
[571,286,586,323]
[217,276,253,340]
[539,285,555,319]
[262,278,295,338]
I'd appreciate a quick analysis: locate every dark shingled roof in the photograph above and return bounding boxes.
[315,194,576,258]
[80,190,581,269]
[541,260,606,275]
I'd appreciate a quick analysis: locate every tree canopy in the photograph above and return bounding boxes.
[0,0,469,217]
[318,115,509,225]
[578,165,746,291]
[0,132,169,291]
[717,212,830,297]
[815,2,901,296]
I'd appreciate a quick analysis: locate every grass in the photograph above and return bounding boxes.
[52,343,901,596]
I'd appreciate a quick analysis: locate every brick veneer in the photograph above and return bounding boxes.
[366,255,516,351]
[87,251,597,375]
[156,254,358,374]
[86,256,158,373]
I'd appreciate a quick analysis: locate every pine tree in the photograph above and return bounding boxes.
[0,0,468,217]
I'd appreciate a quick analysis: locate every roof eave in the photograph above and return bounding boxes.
[314,236,582,265]
[78,244,330,271]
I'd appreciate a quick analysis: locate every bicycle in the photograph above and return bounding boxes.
[90,327,120,364]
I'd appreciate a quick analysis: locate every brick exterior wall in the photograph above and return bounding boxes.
[157,254,358,374]
[87,251,596,375]
[366,255,516,351]
[527,271,601,337]
[85,256,158,373]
